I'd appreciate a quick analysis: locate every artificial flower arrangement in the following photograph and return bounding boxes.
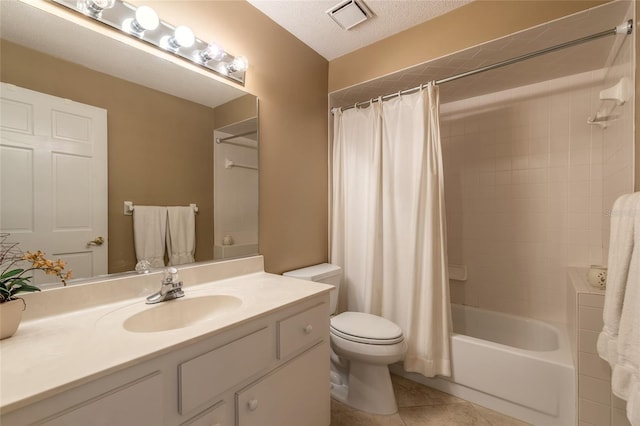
[0,233,71,303]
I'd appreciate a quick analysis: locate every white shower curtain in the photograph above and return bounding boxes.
[331,99,383,313]
[331,84,451,378]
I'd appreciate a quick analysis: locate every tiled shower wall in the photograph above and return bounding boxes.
[602,27,635,257]
[441,69,628,324]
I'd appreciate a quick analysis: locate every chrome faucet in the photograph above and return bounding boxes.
[146,267,185,304]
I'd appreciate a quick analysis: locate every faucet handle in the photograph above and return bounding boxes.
[163,267,179,284]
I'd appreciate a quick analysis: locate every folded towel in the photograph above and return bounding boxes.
[166,206,196,266]
[598,192,640,425]
[133,206,167,268]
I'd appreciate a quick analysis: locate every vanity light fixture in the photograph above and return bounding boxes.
[52,0,248,85]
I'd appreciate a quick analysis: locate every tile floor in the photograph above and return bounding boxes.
[330,374,530,426]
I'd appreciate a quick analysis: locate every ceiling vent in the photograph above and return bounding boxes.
[326,0,373,31]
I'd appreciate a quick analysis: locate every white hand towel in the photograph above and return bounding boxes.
[598,192,640,425]
[166,206,196,266]
[133,206,167,268]
[598,194,636,366]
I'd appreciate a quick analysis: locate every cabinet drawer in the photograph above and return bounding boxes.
[179,327,273,415]
[180,401,227,426]
[277,303,328,360]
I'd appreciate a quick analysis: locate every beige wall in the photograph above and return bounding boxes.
[329,1,609,93]
[636,3,639,191]
[214,94,258,129]
[1,40,219,273]
[142,1,329,274]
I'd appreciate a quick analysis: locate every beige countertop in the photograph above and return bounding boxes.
[0,256,331,414]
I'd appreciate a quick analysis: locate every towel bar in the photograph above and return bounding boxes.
[124,201,198,216]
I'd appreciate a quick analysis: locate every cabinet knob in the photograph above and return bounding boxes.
[248,399,259,411]
[304,324,313,334]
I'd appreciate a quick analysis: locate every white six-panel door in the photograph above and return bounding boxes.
[0,83,107,287]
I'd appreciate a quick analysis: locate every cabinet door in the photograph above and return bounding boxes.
[236,342,329,426]
[39,372,163,426]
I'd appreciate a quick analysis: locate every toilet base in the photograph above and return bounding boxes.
[330,360,398,415]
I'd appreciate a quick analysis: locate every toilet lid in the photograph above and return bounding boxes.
[330,312,404,345]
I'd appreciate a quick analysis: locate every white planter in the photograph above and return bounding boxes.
[0,299,25,339]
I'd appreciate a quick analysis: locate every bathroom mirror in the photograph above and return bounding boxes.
[0,0,258,286]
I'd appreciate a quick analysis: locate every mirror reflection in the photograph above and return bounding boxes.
[0,1,258,287]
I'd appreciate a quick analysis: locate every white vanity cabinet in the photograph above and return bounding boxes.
[1,294,331,426]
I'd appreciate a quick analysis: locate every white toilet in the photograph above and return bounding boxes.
[283,263,407,415]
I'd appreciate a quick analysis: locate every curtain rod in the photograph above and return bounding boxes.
[216,130,258,144]
[335,19,633,113]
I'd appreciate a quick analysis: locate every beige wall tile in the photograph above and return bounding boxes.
[579,293,605,308]
[612,407,631,426]
[579,330,600,354]
[579,306,605,331]
[579,375,612,405]
[579,352,612,381]
[580,398,611,426]
[612,394,628,409]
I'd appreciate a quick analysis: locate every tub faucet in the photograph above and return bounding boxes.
[146,267,184,304]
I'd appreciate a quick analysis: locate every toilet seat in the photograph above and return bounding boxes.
[330,312,404,345]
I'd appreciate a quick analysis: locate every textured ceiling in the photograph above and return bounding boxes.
[247,0,472,60]
[329,0,633,108]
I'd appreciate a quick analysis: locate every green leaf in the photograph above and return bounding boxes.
[0,268,24,280]
[13,283,40,294]
[7,278,31,290]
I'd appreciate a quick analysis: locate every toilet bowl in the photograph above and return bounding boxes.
[283,264,407,415]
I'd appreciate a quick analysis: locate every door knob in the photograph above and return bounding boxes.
[87,236,104,248]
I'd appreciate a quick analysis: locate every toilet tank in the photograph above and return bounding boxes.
[283,263,342,314]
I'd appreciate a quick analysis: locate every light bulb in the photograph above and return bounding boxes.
[173,25,195,48]
[134,6,159,31]
[161,25,195,51]
[80,0,115,16]
[198,43,225,63]
[228,56,248,73]
[122,5,159,35]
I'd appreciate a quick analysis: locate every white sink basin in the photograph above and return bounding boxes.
[123,295,242,333]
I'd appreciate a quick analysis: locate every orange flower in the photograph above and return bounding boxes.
[22,251,72,286]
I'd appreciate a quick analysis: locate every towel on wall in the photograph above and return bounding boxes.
[166,206,196,266]
[133,206,167,268]
[597,192,640,425]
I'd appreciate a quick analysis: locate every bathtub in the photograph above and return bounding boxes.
[391,304,575,426]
